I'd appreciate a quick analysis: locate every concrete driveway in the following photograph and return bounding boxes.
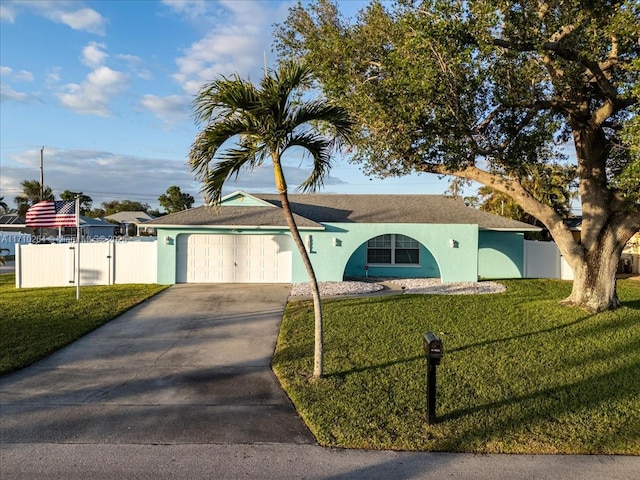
[0,283,314,445]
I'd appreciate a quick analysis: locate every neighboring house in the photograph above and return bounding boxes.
[146,191,540,285]
[0,214,30,255]
[60,216,117,240]
[104,211,156,236]
[0,213,28,234]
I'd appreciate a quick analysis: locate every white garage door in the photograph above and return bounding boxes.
[176,234,292,283]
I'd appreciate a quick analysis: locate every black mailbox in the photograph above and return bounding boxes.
[423,331,443,424]
[423,332,443,365]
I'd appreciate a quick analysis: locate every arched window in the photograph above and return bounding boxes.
[367,234,420,265]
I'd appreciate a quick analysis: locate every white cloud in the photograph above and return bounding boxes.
[2,147,200,208]
[1,145,348,210]
[0,4,16,23]
[116,54,142,64]
[170,1,290,95]
[161,0,209,20]
[42,5,106,35]
[0,65,34,81]
[0,1,106,34]
[140,94,191,125]
[0,84,31,103]
[81,41,108,68]
[56,66,129,116]
[45,68,61,86]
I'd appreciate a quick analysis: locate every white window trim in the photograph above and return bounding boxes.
[366,234,421,267]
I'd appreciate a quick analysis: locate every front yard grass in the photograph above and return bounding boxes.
[0,274,168,374]
[273,279,640,454]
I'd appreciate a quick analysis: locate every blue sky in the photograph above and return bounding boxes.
[1,0,454,211]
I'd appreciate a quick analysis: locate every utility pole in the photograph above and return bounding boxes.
[40,146,44,200]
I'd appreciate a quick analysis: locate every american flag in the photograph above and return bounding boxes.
[25,200,77,228]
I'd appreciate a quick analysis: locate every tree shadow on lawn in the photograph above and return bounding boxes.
[446,314,593,355]
[437,359,640,453]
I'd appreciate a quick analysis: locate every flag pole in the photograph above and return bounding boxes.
[75,195,81,300]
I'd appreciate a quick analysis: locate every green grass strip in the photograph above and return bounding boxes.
[273,279,640,454]
[0,274,168,374]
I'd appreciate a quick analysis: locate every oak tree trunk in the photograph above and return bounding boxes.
[561,238,622,313]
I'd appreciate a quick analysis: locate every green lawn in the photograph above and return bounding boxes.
[273,279,640,454]
[0,274,168,374]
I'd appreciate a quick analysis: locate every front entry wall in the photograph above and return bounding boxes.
[344,240,440,279]
[292,223,479,284]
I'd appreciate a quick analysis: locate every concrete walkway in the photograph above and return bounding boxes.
[1,284,638,479]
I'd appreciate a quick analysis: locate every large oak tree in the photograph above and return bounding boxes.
[277,0,640,312]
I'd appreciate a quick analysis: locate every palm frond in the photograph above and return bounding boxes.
[202,141,263,205]
[193,75,261,125]
[286,132,334,192]
[189,116,262,177]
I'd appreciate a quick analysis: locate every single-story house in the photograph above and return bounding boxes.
[1,214,30,255]
[60,216,117,240]
[0,213,28,234]
[104,211,156,236]
[146,191,540,285]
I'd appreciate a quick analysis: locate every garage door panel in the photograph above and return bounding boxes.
[177,234,291,283]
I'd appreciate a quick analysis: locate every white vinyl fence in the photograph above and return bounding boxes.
[15,240,157,288]
[523,240,574,280]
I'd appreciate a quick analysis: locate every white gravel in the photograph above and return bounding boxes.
[389,278,506,295]
[289,278,506,297]
[290,281,384,297]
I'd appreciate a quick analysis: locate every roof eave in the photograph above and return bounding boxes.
[152,224,325,231]
[481,227,542,232]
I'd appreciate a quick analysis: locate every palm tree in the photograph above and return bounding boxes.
[0,196,8,214]
[189,61,354,379]
[14,180,54,217]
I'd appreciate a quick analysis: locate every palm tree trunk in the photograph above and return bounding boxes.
[273,157,324,379]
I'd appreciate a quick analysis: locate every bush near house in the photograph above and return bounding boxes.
[273,279,640,454]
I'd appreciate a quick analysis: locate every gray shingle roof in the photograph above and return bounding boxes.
[146,193,539,231]
[145,204,323,228]
[104,211,156,224]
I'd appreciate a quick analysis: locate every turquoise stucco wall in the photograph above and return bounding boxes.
[344,242,440,279]
[478,230,524,279]
[291,223,479,284]
[156,224,526,285]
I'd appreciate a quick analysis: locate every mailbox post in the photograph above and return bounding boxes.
[423,332,443,425]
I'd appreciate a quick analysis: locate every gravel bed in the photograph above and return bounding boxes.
[290,281,384,297]
[389,278,506,295]
[290,278,505,297]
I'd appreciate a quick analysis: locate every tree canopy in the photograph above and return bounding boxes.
[277,0,639,312]
[100,199,150,216]
[60,190,93,216]
[158,186,195,214]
